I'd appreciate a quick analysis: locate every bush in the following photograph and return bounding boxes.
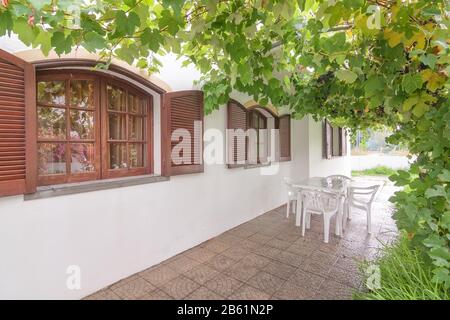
[354,234,450,300]
[352,166,398,177]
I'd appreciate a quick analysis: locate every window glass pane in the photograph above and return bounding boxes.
[38,143,66,175]
[71,80,94,108]
[38,107,66,139]
[107,85,126,111]
[128,94,145,114]
[109,143,127,169]
[332,127,340,156]
[37,81,66,105]
[128,116,144,140]
[129,144,144,168]
[70,110,94,140]
[108,113,126,140]
[70,143,95,173]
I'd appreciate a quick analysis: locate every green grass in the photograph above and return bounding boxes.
[352,166,398,177]
[354,234,450,300]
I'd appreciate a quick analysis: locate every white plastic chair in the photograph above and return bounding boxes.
[284,177,297,218]
[300,188,340,243]
[345,185,380,233]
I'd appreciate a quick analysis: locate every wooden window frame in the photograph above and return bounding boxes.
[323,119,347,159]
[101,78,153,179]
[248,108,268,165]
[36,70,153,186]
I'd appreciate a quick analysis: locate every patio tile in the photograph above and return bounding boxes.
[288,269,325,291]
[247,233,273,244]
[262,260,297,280]
[239,239,263,251]
[247,271,285,295]
[216,234,243,246]
[112,277,155,299]
[183,264,220,285]
[138,289,173,300]
[252,245,282,260]
[207,254,238,272]
[201,239,231,253]
[222,247,250,261]
[204,273,244,297]
[109,274,141,291]
[223,261,260,282]
[300,259,333,277]
[84,288,121,300]
[316,280,354,300]
[185,247,217,263]
[328,266,363,288]
[265,238,292,250]
[240,253,272,269]
[166,255,201,273]
[228,227,257,239]
[228,285,271,300]
[186,286,225,300]
[310,250,339,265]
[140,265,179,286]
[160,275,201,299]
[273,281,316,300]
[273,251,305,267]
[286,243,316,257]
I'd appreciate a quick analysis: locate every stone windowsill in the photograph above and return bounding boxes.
[24,175,170,201]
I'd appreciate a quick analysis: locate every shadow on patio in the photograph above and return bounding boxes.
[85,177,399,300]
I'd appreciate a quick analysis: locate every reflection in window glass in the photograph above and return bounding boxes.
[128,116,144,140]
[71,80,94,108]
[38,143,66,174]
[128,94,145,114]
[129,144,144,168]
[107,85,126,111]
[37,107,66,139]
[37,81,66,105]
[108,113,126,140]
[70,110,94,140]
[71,143,95,173]
[109,143,127,169]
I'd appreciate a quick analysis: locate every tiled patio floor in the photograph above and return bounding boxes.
[85,177,399,300]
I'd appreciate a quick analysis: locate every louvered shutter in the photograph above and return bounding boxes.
[339,128,348,156]
[279,115,291,162]
[322,120,332,159]
[0,49,36,197]
[227,100,248,168]
[164,90,203,175]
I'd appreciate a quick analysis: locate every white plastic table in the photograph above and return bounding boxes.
[291,177,349,236]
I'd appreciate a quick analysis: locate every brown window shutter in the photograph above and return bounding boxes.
[339,127,348,156]
[165,90,203,176]
[322,120,332,159]
[227,100,248,168]
[0,49,36,197]
[279,115,291,162]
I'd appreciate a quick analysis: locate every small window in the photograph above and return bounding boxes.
[36,73,152,186]
[248,109,269,165]
[323,120,347,159]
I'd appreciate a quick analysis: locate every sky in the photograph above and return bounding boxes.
[0,35,202,91]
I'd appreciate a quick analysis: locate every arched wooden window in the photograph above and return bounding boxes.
[36,71,153,186]
[227,100,291,167]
